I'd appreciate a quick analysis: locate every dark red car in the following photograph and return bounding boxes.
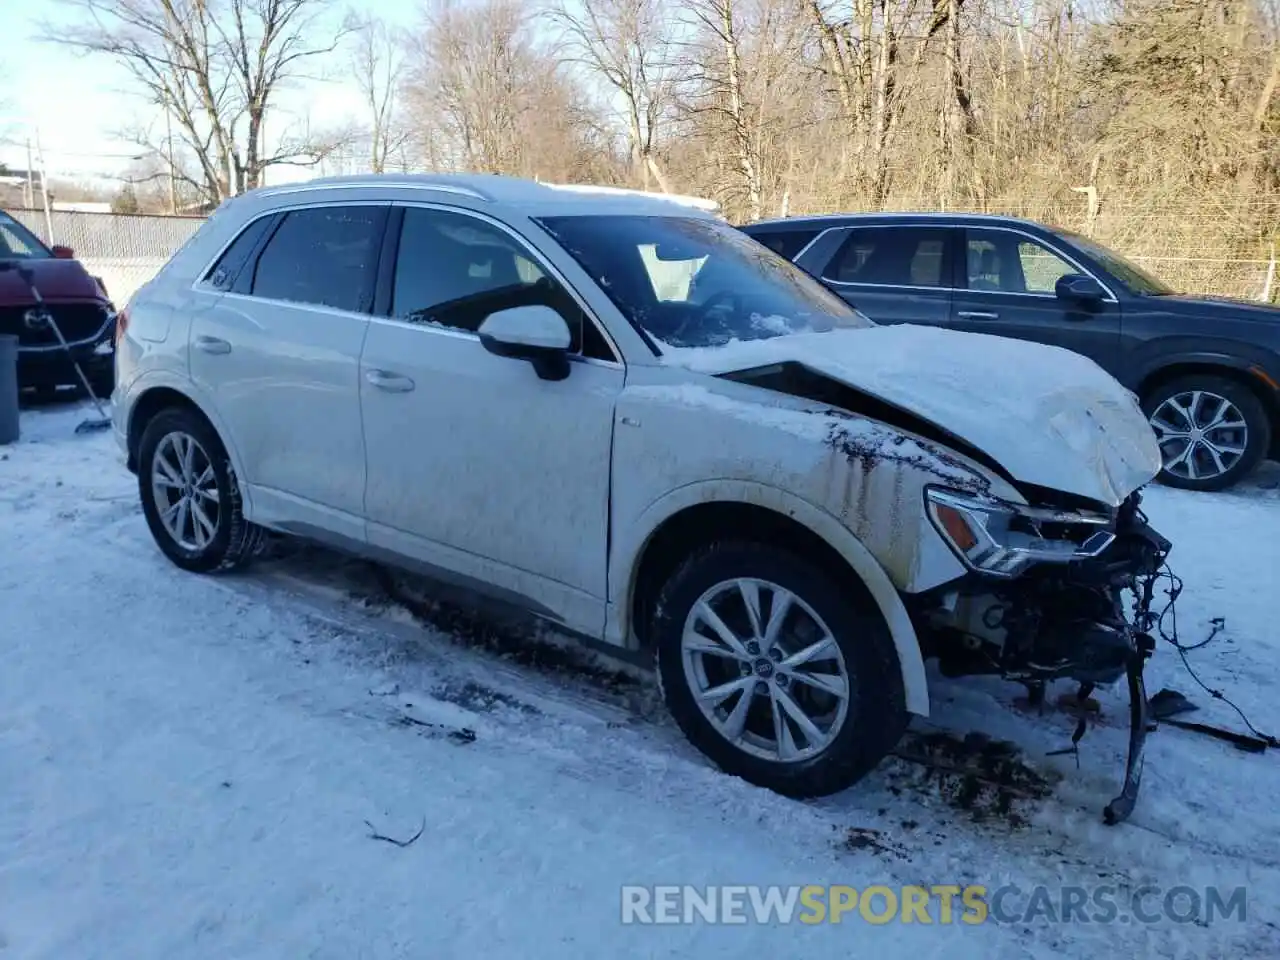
[0,209,116,397]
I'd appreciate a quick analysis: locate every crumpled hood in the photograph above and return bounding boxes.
[663,325,1164,506]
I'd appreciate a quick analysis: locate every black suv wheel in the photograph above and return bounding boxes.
[1142,374,1271,491]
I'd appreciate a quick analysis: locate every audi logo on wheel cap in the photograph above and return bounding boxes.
[23,308,51,330]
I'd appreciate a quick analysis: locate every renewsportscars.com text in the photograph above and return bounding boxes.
[620,884,1248,926]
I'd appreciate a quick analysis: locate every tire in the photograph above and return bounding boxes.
[652,540,908,798]
[1141,374,1271,492]
[87,367,115,401]
[137,407,267,573]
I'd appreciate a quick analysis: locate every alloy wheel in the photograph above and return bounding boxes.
[1149,389,1249,483]
[150,431,221,552]
[680,577,851,763]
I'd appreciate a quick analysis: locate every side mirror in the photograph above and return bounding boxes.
[478,305,572,382]
[1055,273,1105,303]
[50,245,76,260]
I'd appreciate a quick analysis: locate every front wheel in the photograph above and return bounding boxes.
[651,541,908,798]
[137,407,266,573]
[1142,375,1271,491]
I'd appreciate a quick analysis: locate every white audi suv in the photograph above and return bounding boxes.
[113,174,1171,822]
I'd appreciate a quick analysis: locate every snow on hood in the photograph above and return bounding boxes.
[663,325,1164,506]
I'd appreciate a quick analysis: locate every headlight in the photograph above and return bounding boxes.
[925,487,1117,578]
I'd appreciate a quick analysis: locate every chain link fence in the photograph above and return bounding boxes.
[6,208,206,307]
[3,203,1276,304]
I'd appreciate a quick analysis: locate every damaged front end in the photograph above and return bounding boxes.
[913,486,1172,824]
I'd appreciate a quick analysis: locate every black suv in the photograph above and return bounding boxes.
[741,213,1280,491]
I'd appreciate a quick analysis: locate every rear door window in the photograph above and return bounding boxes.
[249,205,387,313]
[822,227,951,288]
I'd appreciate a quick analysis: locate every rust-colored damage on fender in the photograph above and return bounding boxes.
[817,417,992,591]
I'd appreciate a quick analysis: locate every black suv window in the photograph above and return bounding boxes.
[201,215,275,291]
[965,229,1077,294]
[390,207,608,357]
[822,227,949,287]
[250,205,386,313]
[746,228,822,261]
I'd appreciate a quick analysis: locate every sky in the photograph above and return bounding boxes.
[0,0,419,188]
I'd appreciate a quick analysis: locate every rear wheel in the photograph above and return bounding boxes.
[652,540,907,798]
[137,407,266,573]
[1142,375,1270,491]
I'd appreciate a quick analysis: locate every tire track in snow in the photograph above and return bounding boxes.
[89,509,1280,870]
[28,481,1280,957]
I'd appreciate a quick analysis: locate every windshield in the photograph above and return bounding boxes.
[536,214,871,349]
[1056,229,1173,296]
[0,211,51,260]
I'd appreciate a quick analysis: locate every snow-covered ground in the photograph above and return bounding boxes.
[2,401,1279,959]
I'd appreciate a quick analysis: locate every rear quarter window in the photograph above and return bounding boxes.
[743,228,822,261]
[199,215,277,291]
[823,227,950,287]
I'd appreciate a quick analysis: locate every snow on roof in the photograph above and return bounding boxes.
[538,182,720,213]
[252,173,722,216]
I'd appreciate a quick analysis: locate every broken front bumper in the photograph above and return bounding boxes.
[1042,496,1171,826]
[924,488,1173,825]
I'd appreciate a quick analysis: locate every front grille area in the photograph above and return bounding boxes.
[0,302,112,349]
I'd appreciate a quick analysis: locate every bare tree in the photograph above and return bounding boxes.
[19,0,1280,298]
[111,182,143,213]
[801,0,954,205]
[937,0,977,202]
[43,0,353,205]
[550,0,682,191]
[675,0,808,218]
[681,0,763,214]
[119,152,201,211]
[404,0,533,173]
[349,12,410,173]
[403,0,619,180]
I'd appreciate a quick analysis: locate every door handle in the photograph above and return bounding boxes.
[365,369,416,393]
[956,311,999,320]
[194,335,231,354]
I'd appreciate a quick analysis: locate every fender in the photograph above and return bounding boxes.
[1130,344,1280,397]
[123,369,256,520]
[611,479,931,717]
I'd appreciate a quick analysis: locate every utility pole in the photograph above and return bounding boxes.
[23,138,34,209]
[164,93,177,214]
[34,128,54,246]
